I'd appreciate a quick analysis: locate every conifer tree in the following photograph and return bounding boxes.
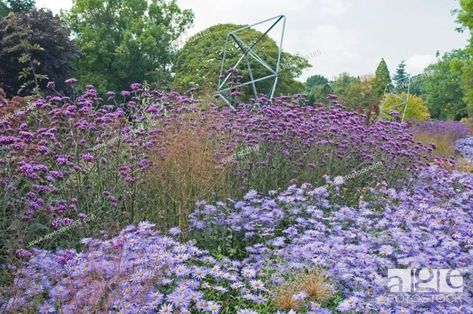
[373,58,393,98]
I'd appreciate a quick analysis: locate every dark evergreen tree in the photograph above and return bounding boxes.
[373,58,393,98]
[393,60,410,92]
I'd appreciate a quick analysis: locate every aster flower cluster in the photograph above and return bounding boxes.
[455,137,473,162]
[3,166,472,313]
[3,222,277,313]
[191,166,473,313]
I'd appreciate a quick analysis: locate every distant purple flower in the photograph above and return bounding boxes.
[130,83,142,91]
[46,81,55,89]
[120,91,131,97]
[64,78,78,85]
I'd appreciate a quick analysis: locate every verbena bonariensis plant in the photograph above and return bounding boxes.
[0,80,433,270]
[225,102,432,194]
[0,82,200,266]
[411,120,472,141]
[3,166,472,313]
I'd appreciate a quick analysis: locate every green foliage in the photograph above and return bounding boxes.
[0,1,10,16]
[0,9,79,96]
[393,60,410,92]
[305,74,331,104]
[457,0,473,117]
[407,73,426,96]
[332,72,359,108]
[5,0,34,12]
[422,49,469,120]
[308,83,332,104]
[63,0,193,92]
[373,58,393,98]
[173,23,310,99]
[305,74,329,90]
[332,73,377,111]
[381,93,430,121]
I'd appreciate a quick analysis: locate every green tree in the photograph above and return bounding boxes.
[407,73,426,96]
[332,73,377,111]
[332,72,359,107]
[173,24,310,99]
[380,93,430,121]
[0,1,10,16]
[457,0,473,117]
[308,83,332,105]
[64,0,193,92]
[393,60,410,92]
[373,58,393,98]
[305,74,331,104]
[305,74,329,90]
[5,0,34,12]
[0,9,79,96]
[422,49,469,120]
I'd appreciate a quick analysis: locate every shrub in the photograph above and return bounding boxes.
[380,93,430,121]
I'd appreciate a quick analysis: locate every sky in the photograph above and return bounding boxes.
[37,0,469,81]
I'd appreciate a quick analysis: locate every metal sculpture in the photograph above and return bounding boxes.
[217,15,286,108]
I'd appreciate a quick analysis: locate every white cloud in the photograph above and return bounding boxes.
[405,54,438,74]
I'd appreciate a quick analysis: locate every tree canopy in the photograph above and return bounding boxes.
[0,1,10,16]
[173,23,310,99]
[63,0,194,92]
[5,0,34,12]
[0,9,79,96]
[373,58,393,98]
[421,49,469,120]
[393,60,410,92]
[331,73,378,111]
[305,74,331,104]
[457,0,473,117]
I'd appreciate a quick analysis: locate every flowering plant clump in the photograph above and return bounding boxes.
[0,79,435,261]
[3,166,472,313]
[0,81,203,261]
[191,166,473,313]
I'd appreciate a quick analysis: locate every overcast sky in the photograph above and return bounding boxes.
[37,0,469,81]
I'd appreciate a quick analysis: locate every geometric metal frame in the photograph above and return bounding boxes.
[217,15,286,109]
[380,76,412,122]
